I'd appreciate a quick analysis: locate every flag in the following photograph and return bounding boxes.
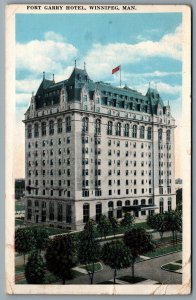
[112,65,120,74]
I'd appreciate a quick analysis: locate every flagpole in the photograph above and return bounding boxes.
[120,65,121,88]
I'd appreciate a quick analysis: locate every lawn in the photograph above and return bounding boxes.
[145,244,182,258]
[15,219,25,226]
[118,275,147,284]
[26,225,71,236]
[80,262,102,272]
[15,200,25,212]
[161,263,182,272]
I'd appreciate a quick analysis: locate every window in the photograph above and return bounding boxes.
[124,123,129,137]
[115,122,121,136]
[117,201,122,219]
[158,129,162,142]
[95,119,101,135]
[108,201,113,208]
[49,120,54,135]
[147,127,152,140]
[82,117,88,133]
[140,126,145,139]
[66,204,72,223]
[132,125,137,138]
[159,200,164,213]
[148,198,153,205]
[168,199,172,211]
[49,203,54,220]
[57,203,63,222]
[27,124,32,138]
[41,122,46,136]
[133,199,138,205]
[166,130,171,142]
[125,200,130,206]
[66,116,71,132]
[96,203,102,222]
[82,190,89,197]
[83,203,89,223]
[34,123,39,137]
[57,119,62,133]
[141,199,146,205]
[107,121,113,135]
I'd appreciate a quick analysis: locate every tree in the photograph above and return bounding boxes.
[97,215,111,239]
[77,219,101,284]
[176,188,182,211]
[124,228,154,278]
[120,212,134,231]
[109,217,119,237]
[147,213,166,240]
[164,210,182,244]
[101,240,132,284]
[45,235,76,284]
[25,251,45,284]
[33,228,49,253]
[15,228,35,265]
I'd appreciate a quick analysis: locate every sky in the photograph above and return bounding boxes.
[15,12,183,179]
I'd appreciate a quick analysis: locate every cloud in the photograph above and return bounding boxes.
[44,31,66,42]
[84,25,182,80]
[16,33,78,74]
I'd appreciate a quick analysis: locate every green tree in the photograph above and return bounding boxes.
[101,240,132,284]
[109,217,119,237]
[164,210,182,244]
[147,213,166,240]
[124,228,154,278]
[33,228,49,253]
[176,188,182,211]
[97,215,111,239]
[77,219,101,284]
[120,212,134,231]
[45,235,76,284]
[25,251,45,284]
[15,228,35,265]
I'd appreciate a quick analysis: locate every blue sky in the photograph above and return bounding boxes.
[16,13,182,119]
[14,12,183,177]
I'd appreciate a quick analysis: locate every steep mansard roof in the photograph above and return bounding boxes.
[34,67,165,114]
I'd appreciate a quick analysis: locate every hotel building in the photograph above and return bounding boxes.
[24,66,176,230]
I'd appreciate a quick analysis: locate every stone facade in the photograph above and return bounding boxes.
[24,67,176,230]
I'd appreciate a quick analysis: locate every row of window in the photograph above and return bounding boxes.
[27,117,71,138]
[28,147,71,157]
[27,201,72,223]
[28,188,71,197]
[28,179,70,187]
[28,137,71,149]
[28,168,71,177]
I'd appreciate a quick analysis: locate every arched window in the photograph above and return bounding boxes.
[148,198,153,205]
[141,199,146,205]
[125,200,130,206]
[34,123,39,138]
[107,121,113,135]
[96,203,102,222]
[117,200,122,207]
[27,124,32,138]
[166,130,171,142]
[168,198,172,211]
[57,119,62,133]
[95,119,101,135]
[108,201,113,208]
[158,129,162,141]
[27,200,32,207]
[49,120,54,135]
[66,116,71,132]
[49,202,54,220]
[82,117,89,133]
[83,203,90,223]
[117,200,122,219]
[115,122,121,136]
[57,203,63,222]
[132,125,137,138]
[147,127,152,140]
[140,126,145,139]
[124,123,129,137]
[159,199,164,214]
[133,199,138,205]
[41,122,46,136]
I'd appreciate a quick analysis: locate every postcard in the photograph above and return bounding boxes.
[5,4,191,295]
